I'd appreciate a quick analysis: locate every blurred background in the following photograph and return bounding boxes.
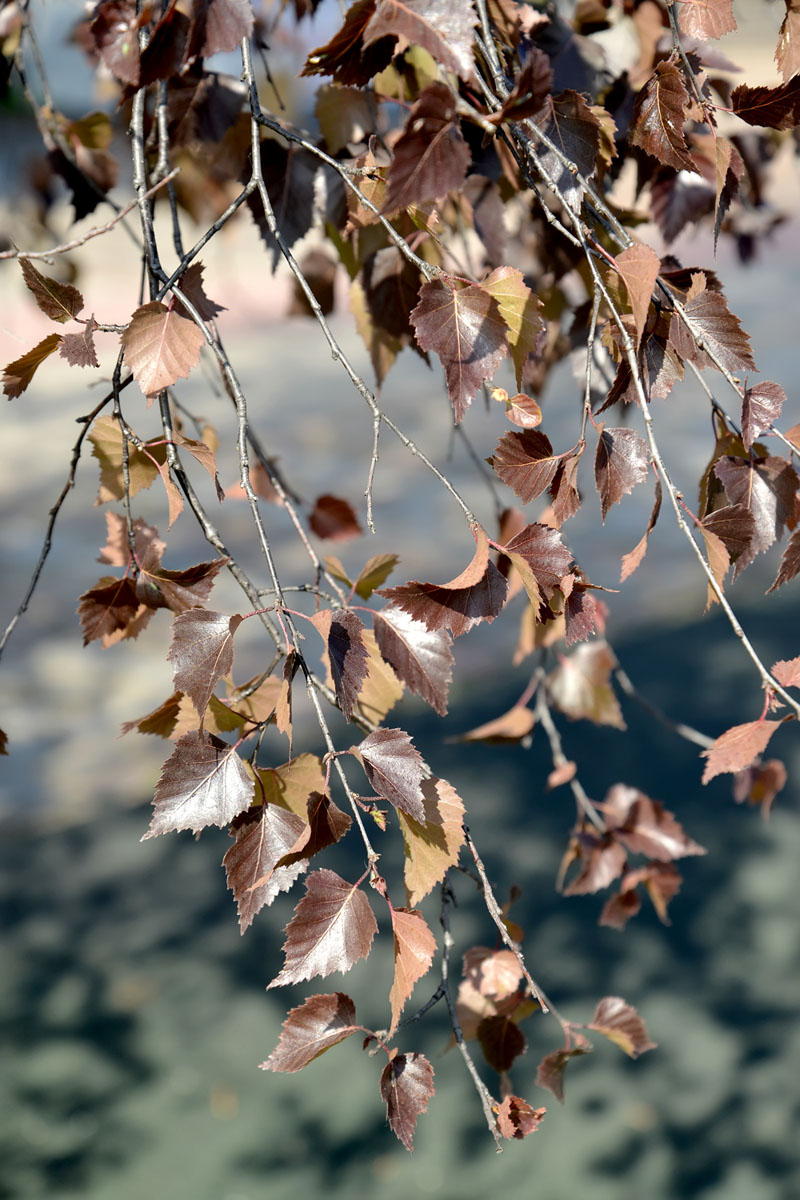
[2,2,800,1197]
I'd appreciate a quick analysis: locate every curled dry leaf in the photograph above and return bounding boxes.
[2,333,63,398]
[495,1095,546,1139]
[588,996,657,1059]
[455,704,535,745]
[536,1042,592,1103]
[364,0,476,82]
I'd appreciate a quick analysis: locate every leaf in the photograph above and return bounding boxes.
[379,527,508,638]
[268,868,378,988]
[493,47,552,122]
[683,278,756,374]
[134,543,226,613]
[562,830,627,896]
[455,704,535,745]
[547,642,626,729]
[496,1095,546,1139]
[362,248,421,340]
[384,82,470,214]
[90,0,142,87]
[733,758,787,818]
[731,75,800,130]
[550,445,584,526]
[477,1014,526,1073]
[364,0,476,82]
[2,333,62,398]
[121,692,183,739]
[186,0,254,60]
[143,730,254,838]
[167,610,243,718]
[500,522,573,609]
[388,906,436,1036]
[613,245,660,349]
[328,611,369,722]
[564,584,606,648]
[353,628,405,724]
[701,719,782,783]
[714,456,798,567]
[769,526,800,593]
[372,606,453,716]
[595,427,649,521]
[713,135,743,251]
[776,1,800,82]
[309,494,363,541]
[246,141,333,265]
[492,387,542,429]
[490,430,561,504]
[174,261,227,321]
[379,1052,435,1152]
[0,728,7,756]
[629,60,696,173]
[260,993,361,1073]
[676,0,736,38]
[617,862,683,926]
[355,554,399,599]
[536,1045,591,1103]
[59,319,99,368]
[482,267,543,389]
[398,777,465,906]
[256,754,326,817]
[533,90,602,211]
[276,792,352,870]
[620,478,662,581]
[700,503,756,587]
[741,381,786,451]
[771,655,800,688]
[223,803,309,932]
[121,301,205,400]
[89,415,164,503]
[19,259,84,323]
[77,576,142,645]
[589,997,657,1058]
[302,0,397,87]
[600,785,706,861]
[410,276,508,423]
[357,727,426,821]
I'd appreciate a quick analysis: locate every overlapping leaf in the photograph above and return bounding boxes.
[482,267,543,388]
[379,1051,435,1152]
[328,610,369,722]
[397,777,465,906]
[60,320,99,368]
[167,610,243,717]
[613,245,660,349]
[769,526,800,592]
[134,543,226,613]
[380,527,507,638]
[384,83,470,214]
[496,1095,546,1139]
[364,0,476,81]
[302,0,396,87]
[714,455,798,567]
[224,803,309,931]
[260,992,361,1073]
[533,90,602,211]
[620,479,662,582]
[268,868,378,988]
[372,606,453,716]
[357,727,426,821]
[731,75,800,130]
[143,730,254,838]
[741,381,785,451]
[683,276,756,374]
[588,997,656,1058]
[630,60,696,173]
[490,430,562,504]
[121,300,205,400]
[410,276,508,423]
[701,719,782,783]
[600,785,706,861]
[595,427,650,521]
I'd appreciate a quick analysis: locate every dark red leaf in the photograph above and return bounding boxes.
[496,1095,546,1139]
[477,1014,526,1073]
[328,611,369,722]
[629,60,696,173]
[650,169,714,245]
[309,494,363,541]
[550,445,584,526]
[143,730,254,838]
[700,503,757,581]
[494,47,552,122]
[134,543,227,613]
[535,1043,591,1103]
[268,868,378,988]
[60,319,99,368]
[260,992,361,1072]
[714,455,798,567]
[384,83,470,214]
[186,0,254,60]
[379,1051,435,1152]
[683,276,756,374]
[90,0,142,87]
[595,427,650,521]
[490,429,560,503]
[277,792,352,870]
[501,521,574,612]
[364,0,476,82]
[77,576,141,645]
[769,526,800,592]
[731,75,800,130]
[167,610,243,718]
[372,606,454,716]
[741,381,786,451]
[600,785,706,861]
[174,261,227,322]
[533,90,602,211]
[701,719,782,783]
[302,0,396,87]
[380,527,508,638]
[19,258,84,323]
[357,727,426,821]
[564,585,605,647]
[224,803,309,932]
[410,275,508,423]
[589,997,657,1058]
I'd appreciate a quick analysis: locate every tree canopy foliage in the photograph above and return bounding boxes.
[2,0,800,1153]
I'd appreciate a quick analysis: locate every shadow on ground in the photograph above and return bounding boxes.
[1,600,799,1200]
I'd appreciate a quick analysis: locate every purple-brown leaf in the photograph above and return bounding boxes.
[364,0,476,82]
[600,784,706,861]
[731,75,800,130]
[19,259,84,323]
[60,319,99,368]
[741,381,786,451]
[268,868,378,988]
[328,610,369,722]
[167,610,243,717]
[357,727,426,821]
[260,992,361,1072]
[373,606,453,716]
[3,333,62,398]
[384,83,470,214]
[701,719,782,783]
[223,803,309,932]
[536,1044,591,1103]
[714,455,798,567]
[490,430,560,503]
[310,494,363,541]
[595,427,650,521]
[143,730,254,838]
[379,1051,435,1152]
[629,60,696,174]
[477,1014,526,1073]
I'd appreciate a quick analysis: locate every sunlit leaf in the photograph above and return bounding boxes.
[380,1051,435,1151]
[268,868,378,988]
